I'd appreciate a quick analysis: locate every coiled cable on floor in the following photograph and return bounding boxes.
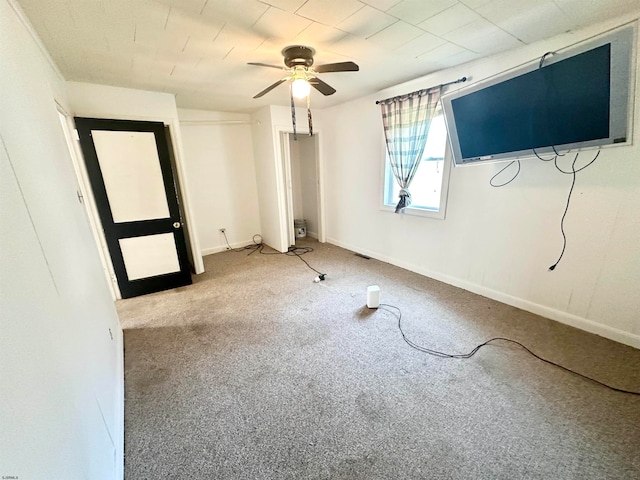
[222,231,325,277]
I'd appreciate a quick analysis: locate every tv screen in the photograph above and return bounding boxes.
[442,25,634,166]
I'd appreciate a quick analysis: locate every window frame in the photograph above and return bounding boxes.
[379,113,453,220]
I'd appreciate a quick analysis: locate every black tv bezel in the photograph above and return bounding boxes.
[442,24,636,167]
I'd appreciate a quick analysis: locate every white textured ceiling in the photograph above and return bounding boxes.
[17,0,640,113]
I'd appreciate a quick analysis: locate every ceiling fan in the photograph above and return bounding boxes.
[248,45,359,99]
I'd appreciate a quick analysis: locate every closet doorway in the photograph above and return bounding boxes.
[281,132,324,248]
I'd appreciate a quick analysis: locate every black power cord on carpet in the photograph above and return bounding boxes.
[378,303,640,396]
[220,232,637,395]
[222,231,326,280]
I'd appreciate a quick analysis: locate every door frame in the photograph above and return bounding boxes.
[274,127,326,248]
[57,105,121,298]
[280,131,295,247]
[57,110,203,299]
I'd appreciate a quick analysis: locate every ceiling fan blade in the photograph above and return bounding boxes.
[309,77,336,96]
[248,62,286,70]
[314,61,359,73]
[253,79,288,98]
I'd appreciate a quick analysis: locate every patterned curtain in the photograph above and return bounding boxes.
[380,86,443,213]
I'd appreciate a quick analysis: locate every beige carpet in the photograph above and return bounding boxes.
[118,238,640,479]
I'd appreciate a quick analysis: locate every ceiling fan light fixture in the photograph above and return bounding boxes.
[249,45,358,99]
[291,78,311,99]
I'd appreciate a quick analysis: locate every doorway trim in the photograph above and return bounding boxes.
[57,105,121,298]
[57,109,204,298]
[273,126,326,248]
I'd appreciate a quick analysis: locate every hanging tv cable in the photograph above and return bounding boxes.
[548,150,600,270]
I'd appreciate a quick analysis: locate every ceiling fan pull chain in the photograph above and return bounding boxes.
[307,94,313,136]
[290,86,297,141]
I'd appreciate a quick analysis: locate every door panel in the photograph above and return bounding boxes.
[92,130,170,223]
[75,118,192,298]
[119,233,181,281]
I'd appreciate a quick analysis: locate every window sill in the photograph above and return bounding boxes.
[381,204,446,220]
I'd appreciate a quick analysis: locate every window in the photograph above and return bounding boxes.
[382,107,451,219]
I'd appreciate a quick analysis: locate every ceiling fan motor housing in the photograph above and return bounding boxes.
[250,46,357,98]
[282,45,315,68]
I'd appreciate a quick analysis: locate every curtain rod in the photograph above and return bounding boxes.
[375,76,467,105]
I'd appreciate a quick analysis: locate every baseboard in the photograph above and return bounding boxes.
[201,239,257,257]
[326,237,640,350]
[202,234,319,251]
[115,326,124,480]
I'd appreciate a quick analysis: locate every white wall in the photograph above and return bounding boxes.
[66,81,204,275]
[1,1,123,478]
[178,109,261,254]
[251,106,284,250]
[322,14,640,348]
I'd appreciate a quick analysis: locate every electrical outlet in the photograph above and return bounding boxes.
[219,228,226,233]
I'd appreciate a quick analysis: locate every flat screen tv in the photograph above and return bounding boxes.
[442,25,635,166]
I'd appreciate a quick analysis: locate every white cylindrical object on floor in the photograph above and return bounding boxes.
[367,285,380,309]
